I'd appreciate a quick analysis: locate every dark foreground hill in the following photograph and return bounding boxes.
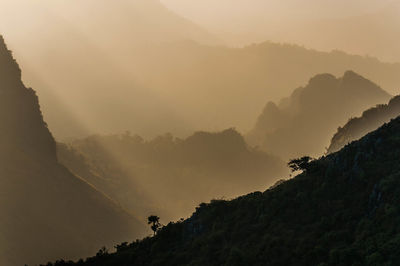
[57,129,288,222]
[0,36,146,265]
[328,95,400,153]
[247,71,390,160]
[49,115,400,265]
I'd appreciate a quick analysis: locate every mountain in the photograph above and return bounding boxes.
[247,71,391,161]
[129,42,400,135]
[275,2,400,63]
[47,103,400,266]
[162,0,400,62]
[328,95,400,153]
[1,4,400,139]
[0,36,146,266]
[0,0,219,46]
[0,0,219,139]
[57,129,289,222]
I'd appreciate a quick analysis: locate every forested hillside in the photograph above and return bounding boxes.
[48,110,400,266]
[247,71,390,160]
[328,95,400,153]
[58,129,288,222]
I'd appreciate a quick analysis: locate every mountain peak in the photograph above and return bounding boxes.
[0,36,56,161]
[247,71,391,160]
[340,70,389,97]
[342,70,370,84]
[307,73,337,88]
[0,35,145,265]
[0,35,22,88]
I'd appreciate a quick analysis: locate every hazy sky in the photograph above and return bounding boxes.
[0,0,398,140]
[160,0,396,24]
[161,0,400,62]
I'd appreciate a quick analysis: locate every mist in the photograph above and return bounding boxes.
[0,0,399,140]
[162,0,400,62]
[1,1,400,264]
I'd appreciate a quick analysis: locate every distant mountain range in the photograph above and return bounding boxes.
[247,71,391,160]
[57,129,288,222]
[163,0,400,62]
[46,88,400,266]
[328,95,400,153]
[274,2,400,63]
[0,2,399,139]
[0,36,146,266]
[0,0,220,139]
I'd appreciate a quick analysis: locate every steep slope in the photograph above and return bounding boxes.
[328,95,400,153]
[0,36,146,266]
[247,71,391,160]
[0,0,219,139]
[57,129,289,222]
[48,109,400,266]
[1,4,400,139]
[131,42,400,135]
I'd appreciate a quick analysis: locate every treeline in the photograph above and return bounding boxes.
[58,128,288,222]
[328,95,400,153]
[46,105,400,266]
[247,71,390,160]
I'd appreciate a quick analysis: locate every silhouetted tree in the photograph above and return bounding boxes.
[148,215,161,236]
[95,247,108,258]
[288,156,314,172]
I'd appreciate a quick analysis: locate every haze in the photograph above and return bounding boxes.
[0,0,398,141]
[162,0,400,62]
[1,1,400,265]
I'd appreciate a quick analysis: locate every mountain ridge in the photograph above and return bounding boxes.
[328,95,400,153]
[247,70,390,160]
[57,128,289,223]
[0,35,146,266]
[45,102,400,266]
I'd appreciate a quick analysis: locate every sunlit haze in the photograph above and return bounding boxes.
[1,1,400,265]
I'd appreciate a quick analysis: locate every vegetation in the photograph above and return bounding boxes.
[246,71,390,160]
[148,216,162,236]
[45,114,400,265]
[57,128,289,222]
[288,156,314,172]
[1,2,399,265]
[16,23,400,139]
[0,36,145,266]
[328,95,400,153]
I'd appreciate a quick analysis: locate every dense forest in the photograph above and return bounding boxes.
[247,71,390,160]
[1,1,399,265]
[58,129,288,222]
[47,113,400,266]
[328,95,400,153]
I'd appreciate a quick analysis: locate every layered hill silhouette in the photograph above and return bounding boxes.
[57,129,288,222]
[130,42,400,135]
[47,97,400,266]
[328,95,400,154]
[1,2,400,139]
[277,2,400,63]
[0,0,219,45]
[247,71,390,160]
[167,0,400,62]
[0,36,146,266]
[0,0,220,138]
